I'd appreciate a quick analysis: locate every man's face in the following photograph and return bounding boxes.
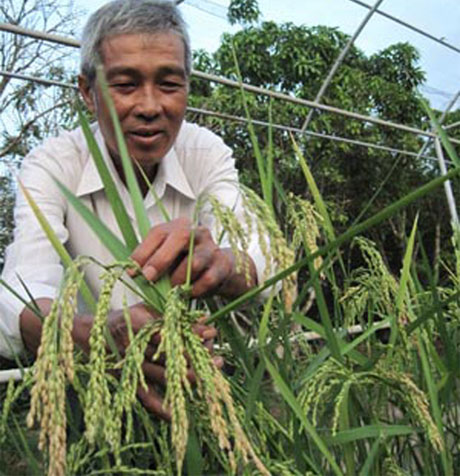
[79,31,188,173]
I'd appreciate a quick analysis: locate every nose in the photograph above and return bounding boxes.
[134,85,161,120]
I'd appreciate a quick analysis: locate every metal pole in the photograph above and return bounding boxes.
[1,23,458,143]
[415,90,460,161]
[187,106,440,163]
[435,138,459,226]
[0,69,443,162]
[444,120,460,131]
[300,0,385,133]
[348,0,460,55]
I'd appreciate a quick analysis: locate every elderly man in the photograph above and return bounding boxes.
[0,0,266,415]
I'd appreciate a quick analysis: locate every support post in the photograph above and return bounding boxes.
[300,0,385,133]
[435,138,459,227]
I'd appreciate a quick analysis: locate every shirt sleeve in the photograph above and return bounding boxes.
[0,136,76,359]
[191,131,276,295]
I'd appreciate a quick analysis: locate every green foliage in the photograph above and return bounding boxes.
[188,21,456,276]
[227,0,261,26]
[1,3,460,475]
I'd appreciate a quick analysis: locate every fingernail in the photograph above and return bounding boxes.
[143,265,157,281]
[202,329,215,340]
[213,356,223,367]
[127,266,137,277]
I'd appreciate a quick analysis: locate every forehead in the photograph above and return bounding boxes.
[99,31,186,72]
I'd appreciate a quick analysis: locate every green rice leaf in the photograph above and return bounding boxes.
[78,107,139,249]
[264,356,343,476]
[54,178,166,310]
[359,437,383,476]
[52,177,130,261]
[389,215,418,350]
[420,97,460,168]
[231,44,271,209]
[135,162,171,222]
[19,181,97,313]
[96,67,151,238]
[328,425,415,444]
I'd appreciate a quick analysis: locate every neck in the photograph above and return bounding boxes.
[112,155,158,197]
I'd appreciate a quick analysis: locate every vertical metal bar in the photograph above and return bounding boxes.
[435,138,459,226]
[416,90,460,161]
[300,0,385,133]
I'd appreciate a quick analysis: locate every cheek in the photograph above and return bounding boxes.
[168,96,187,120]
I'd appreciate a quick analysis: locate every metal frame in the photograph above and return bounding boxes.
[1,22,459,144]
[0,0,459,381]
[0,70,444,164]
[300,0,385,133]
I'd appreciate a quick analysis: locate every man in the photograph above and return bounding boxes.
[0,0,266,416]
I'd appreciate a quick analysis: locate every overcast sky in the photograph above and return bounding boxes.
[78,0,460,110]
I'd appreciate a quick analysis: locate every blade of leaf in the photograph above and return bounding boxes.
[96,67,151,238]
[389,215,418,351]
[54,176,166,311]
[19,181,97,313]
[78,106,139,249]
[327,424,415,445]
[135,162,171,222]
[53,177,130,261]
[263,356,343,476]
[420,97,460,168]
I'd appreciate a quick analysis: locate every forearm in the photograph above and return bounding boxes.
[19,298,93,356]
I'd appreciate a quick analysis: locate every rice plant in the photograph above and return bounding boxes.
[0,70,459,476]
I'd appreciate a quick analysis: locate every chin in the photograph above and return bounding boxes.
[132,154,162,168]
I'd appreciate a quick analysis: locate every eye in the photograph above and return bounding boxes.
[111,82,136,92]
[160,80,184,91]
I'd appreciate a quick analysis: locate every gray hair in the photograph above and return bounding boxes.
[80,0,191,84]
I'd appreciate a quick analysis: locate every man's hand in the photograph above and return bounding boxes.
[130,217,257,298]
[20,299,220,420]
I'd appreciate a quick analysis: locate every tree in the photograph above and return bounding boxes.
[227,0,260,26]
[0,0,82,268]
[188,19,455,274]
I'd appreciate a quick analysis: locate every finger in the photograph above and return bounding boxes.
[191,265,230,298]
[142,361,166,386]
[170,247,213,287]
[144,342,159,361]
[129,226,167,275]
[213,356,224,369]
[203,338,214,353]
[192,322,217,341]
[137,383,170,421]
[141,230,192,281]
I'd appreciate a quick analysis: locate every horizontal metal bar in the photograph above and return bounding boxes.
[1,22,454,143]
[0,70,76,89]
[0,70,442,162]
[348,0,460,55]
[192,70,450,141]
[0,22,80,47]
[444,120,460,131]
[0,367,30,383]
[187,106,441,163]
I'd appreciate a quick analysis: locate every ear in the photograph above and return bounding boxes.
[78,75,96,113]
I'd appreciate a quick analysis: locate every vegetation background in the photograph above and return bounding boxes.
[0,0,459,474]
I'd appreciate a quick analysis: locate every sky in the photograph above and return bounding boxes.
[75,0,460,111]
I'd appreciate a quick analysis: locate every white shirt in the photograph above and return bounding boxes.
[0,121,268,358]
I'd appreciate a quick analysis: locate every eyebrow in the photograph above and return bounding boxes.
[105,65,186,80]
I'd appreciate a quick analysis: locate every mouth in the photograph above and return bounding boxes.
[127,129,165,147]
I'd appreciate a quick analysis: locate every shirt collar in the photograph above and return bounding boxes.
[76,124,196,203]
